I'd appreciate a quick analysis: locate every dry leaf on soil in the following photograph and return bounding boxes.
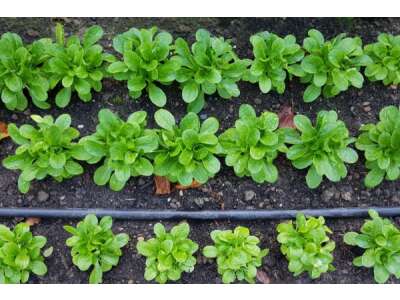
[154,176,171,195]
[256,269,271,284]
[176,180,202,190]
[0,122,9,140]
[278,105,296,129]
[25,217,41,226]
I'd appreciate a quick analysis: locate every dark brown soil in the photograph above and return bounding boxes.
[0,17,400,284]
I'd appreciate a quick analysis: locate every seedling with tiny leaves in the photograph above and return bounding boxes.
[108,27,179,107]
[344,210,400,283]
[203,226,269,284]
[365,33,400,86]
[286,110,358,188]
[44,23,114,107]
[356,105,400,188]
[0,32,51,111]
[277,213,335,279]
[219,104,288,183]
[173,29,249,113]
[2,114,85,193]
[64,214,129,284]
[136,223,198,283]
[80,109,158,191]
[0,222,48,283]
[243,32,304,94]
[153,109,221,186]
[289,29,372,102]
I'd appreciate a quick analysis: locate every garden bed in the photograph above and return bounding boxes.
[0,17,400,283]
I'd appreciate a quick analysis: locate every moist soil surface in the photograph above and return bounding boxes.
[0,17,400,283]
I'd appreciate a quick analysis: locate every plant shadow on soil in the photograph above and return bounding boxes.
[0,17,400,283]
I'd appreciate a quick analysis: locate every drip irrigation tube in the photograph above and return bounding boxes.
[0,207,400,220]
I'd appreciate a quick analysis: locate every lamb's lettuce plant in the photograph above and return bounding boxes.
[80,109,158,191]
[0,222,48,283]
[44,23,114,107]
[108,27,179,107]
[173,29,249,112]
[153,109,221,186]
[286,110,358,188]
[2,114,85,193]
[364,33,400,86]
[243,32,304,94]
[344,209,400,283]
[203,226,269,284]
[356,105,400,188]
[219,104,287,183]
[64,214,129,284]
[277,213,335,279]
[136,223,198,283]
[0,32,51,111]
[289,29,372,102]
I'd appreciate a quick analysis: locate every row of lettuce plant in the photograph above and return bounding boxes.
[1,210,399,284]
[3,104,400,193]
[1,25,399,112]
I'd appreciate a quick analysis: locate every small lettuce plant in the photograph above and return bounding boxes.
[0,32,51,110]
[289,29,372,102]
[2,114,85,193]
[44,23,114,107]
[203,226,269,284]
[219,104,287,183]
[286,110,358,188]
[108,27,179,107]
[153,109,221,186]
[356,105,400,188]
[364,33,400,86]
[0,222,48,283]
[344,210,400,283]
[64,214,129,284]
[277,213,335,279]
[136,223,198,283]
[173,29,249,112]
[243,32,304,94]
[80,109,158,191]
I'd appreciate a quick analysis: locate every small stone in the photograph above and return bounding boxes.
[128,279,134,284]
[179,190,183,197]
[363,106,371,112]
[194,197,205,207]
[138,178,145,186]
[362,101,370,106]
[254,98,262,105]
[244,190,256,202]
[341,191,352,201]
[11,114,18,120]
[322,187,336,202]
[77,124,84,129]
[200,114,208,120]
[26,29,39,37]
[37,191,49,202]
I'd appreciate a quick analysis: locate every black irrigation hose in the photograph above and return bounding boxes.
[1,207,400,220]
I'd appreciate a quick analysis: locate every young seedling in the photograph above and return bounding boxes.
[356,105,400,188]
[203,226,269,284]
[108,27,179,107]
[136,223,198,283]
[365,33,400,86]
[344,209,400,283]
[277,213,335,279]
[219,104,288,183]
[243,32,304,94]
[286,110,358,188]
[80,109,158,191]
[2,114,85,193]
[173,29,249,112]
[44,23,114,107]
[0,32,51,110]
[64,214,129,284]
[153,109,221,186]
[289,29,372,102]
[0,222,48,283]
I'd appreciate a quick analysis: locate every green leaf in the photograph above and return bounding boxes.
[182,81,199,103]
[203,246,217,258]
[259,76,272,94]
[83,25,103,48]
[148,83,167,107]
[94,165,112,186]
[89,263,103,284]
[5,74,23,92]
[155,109,175,130]
[306,166,322,188]
[374,264,390,284]
[365,168,385,188]
[31,261,48,276]
[55,87,72,108]
[303,84,321,102]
